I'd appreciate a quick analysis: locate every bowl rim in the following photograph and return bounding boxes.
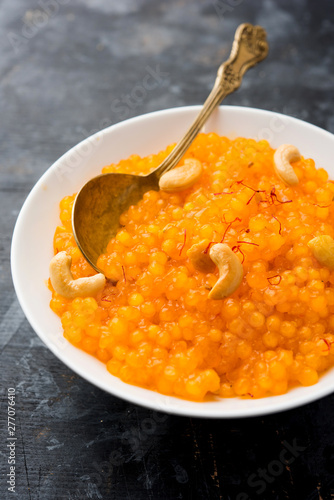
[11,104,334,418]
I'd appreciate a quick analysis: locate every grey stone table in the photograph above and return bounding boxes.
[1,1,334,499]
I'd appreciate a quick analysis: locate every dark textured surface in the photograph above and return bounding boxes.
[1,1,334,499]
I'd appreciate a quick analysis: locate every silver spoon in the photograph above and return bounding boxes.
[72,23,268,273]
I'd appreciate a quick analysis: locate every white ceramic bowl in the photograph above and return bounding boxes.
[11,106,334,418]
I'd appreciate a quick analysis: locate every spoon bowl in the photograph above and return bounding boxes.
[73,171,160,270]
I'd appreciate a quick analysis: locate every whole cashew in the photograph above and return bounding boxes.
[273,144,300,185]
[50,251,106,299]
[159,158,203,192]
[308,235,334,270]
[187,239,216,274]
[208,243,243,300]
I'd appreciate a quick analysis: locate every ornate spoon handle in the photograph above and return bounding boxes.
[154,23,268,179]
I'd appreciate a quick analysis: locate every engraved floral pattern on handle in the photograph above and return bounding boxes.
[215,23,269,93]
[240,24,268,58]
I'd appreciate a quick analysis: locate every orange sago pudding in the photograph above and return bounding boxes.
[49,133,334,400]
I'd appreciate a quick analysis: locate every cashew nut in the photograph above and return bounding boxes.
[187,239,216,274]
[159,158,203,192]
[208,243,243,300]
[273,144,300,185]
[50,251,106,298]
[308,235,334,270]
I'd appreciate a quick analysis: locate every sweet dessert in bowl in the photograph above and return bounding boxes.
[11,106,334,417]
[48,130,334,401]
